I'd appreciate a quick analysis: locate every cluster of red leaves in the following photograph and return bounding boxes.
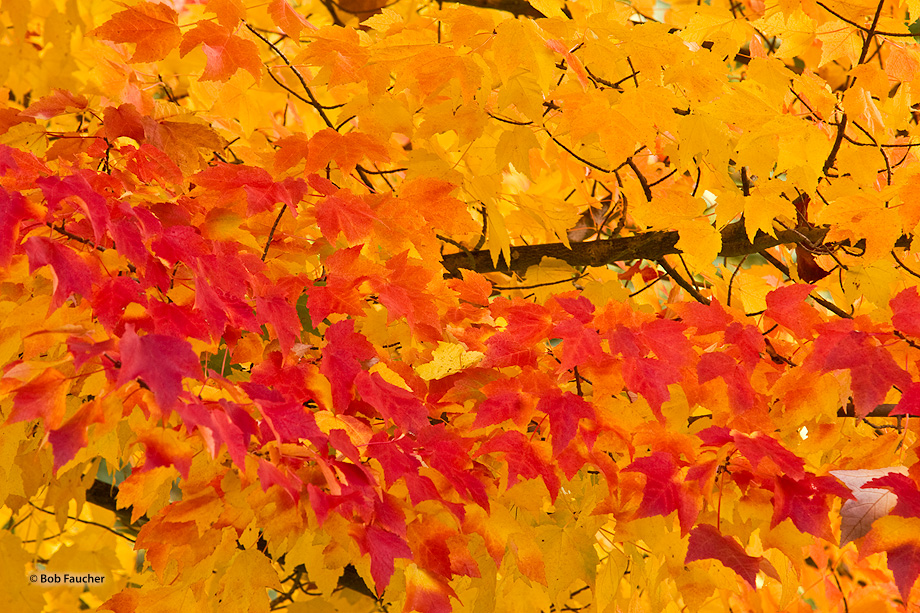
[5,113,920,606]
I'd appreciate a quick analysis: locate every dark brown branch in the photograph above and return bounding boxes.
[837,403,900,418]
[657,257,710,304]
[815,1,915,37]
[443,0,546,17]
[441,220,831,275]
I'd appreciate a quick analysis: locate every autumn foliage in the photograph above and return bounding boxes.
[4,0,920,610]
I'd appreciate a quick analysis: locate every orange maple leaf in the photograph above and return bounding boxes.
[93,1,181,63]
[179,21,262,83]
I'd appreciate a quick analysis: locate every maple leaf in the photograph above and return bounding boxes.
[268,0,314,40]
[305,129,390,174]
[354,371,429,433]
[6,368,68,430]
[861,516,920,601]
[24,237,94,314]
[136,430,194,479]
[771,473,853,541]
[699,427,806,480]
[697,351,758,413]
[891,286,920,337]
[358,524,413,594]
[38,173,111,245]
[319,319,377,410]
[535,391,594,456]
[674,298,734,334]
[373,252,442,337]
[20,89,89,120]
[685,524,769,587]
[47,399,104,471]
[254,286,301,357]
[257,458,303,502]
[315,188,378,243]
[472,389,524,429]
[179,21,262,83]
[764,284,822,338]
[478,430,560,501]
[126,144,184,187]
[806,322,911,418]
[92,1,182,63]
[117,326,201,410]
[832,467,910,546]
[404,563,457,613]
[0,186,29,268]
[864,472,920,518]
[624,451,699,535]
[206,0,247,28]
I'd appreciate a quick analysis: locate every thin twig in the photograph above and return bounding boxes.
[262,204,288,261]
[657,257,710,304]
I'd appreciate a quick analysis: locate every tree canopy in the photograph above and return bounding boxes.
[2,0,920,611]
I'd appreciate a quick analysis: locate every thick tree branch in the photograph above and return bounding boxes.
[441,0,546,18]
[441,220,831,276]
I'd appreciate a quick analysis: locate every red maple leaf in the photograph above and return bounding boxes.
[765,284,822,338]
[807,322,910,418]
[24,237,94,314]
[373,252,441,338]
[38,172,111,244]
[621,356,680,418]
[552,317,605,372]
[771,473,853,540]
[891,287,920,337]
[103,103,146,143]
[354,371,429,433]
[697,351,758,413]
[47,399,104,472]
[888,544,920,601]
[535,391,594,456]
[255,286,301,356]
[92,1,182,63]
[21,89,89,120]
[364,431,422,486]
[6,368,68,429]
[117,326,201,409]
[358,525,413,594]
[179,21,262,83]
[892,381,920,417]
[419,425,489,510]
[685,524,765,587]
[447,269,493,306]
[478,430,560,502]
[257,457,303,503]
[126,144,184,187]
[865,473,920,517]
[136,431,194,478]
[0,186,29,267]
[472,389,524,429]
[699,427,806,480]
[624,452,699,535]
[320,319,376,410]
[674,298,734,335]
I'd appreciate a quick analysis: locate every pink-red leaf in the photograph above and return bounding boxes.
[179,21,262,83]
[686,524,762,587]
[24,237,94,313]
[117,327,201,409]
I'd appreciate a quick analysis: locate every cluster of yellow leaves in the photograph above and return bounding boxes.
[3,0,920,612]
